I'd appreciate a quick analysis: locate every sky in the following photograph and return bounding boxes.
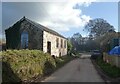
[1,0,119,39]
[118,2,120,32]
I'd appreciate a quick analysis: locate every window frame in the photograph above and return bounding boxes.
[21,31,28,49]
[56,38,59,48]
[64,40,66,48]
[61,39,63,48]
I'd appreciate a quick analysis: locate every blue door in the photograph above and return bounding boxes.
[21,31,28,49]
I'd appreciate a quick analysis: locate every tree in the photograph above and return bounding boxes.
[72,33,82,45]
[70,33,82,53]
[67,40,73,55]
[96,32,117,52]
[85,18,115,38]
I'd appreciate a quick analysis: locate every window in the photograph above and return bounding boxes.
[64,40,66,48]
[56,38,59,48]
[119,38,120,45]
[21,31,28,49]
[61,39,63,48]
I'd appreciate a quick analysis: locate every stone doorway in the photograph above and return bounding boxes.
[47,41,51,54]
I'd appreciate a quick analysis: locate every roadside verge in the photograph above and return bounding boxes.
[91,59,120,83]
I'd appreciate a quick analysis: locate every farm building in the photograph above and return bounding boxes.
[5,16,67,57]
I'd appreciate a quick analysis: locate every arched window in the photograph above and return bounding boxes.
[21,31,28,49]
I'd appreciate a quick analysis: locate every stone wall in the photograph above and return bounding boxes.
[20,20,43,50]
[5,18,67,56]
[43,31,67,57]
[103,53,120,68]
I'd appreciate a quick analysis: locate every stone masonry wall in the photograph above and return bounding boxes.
[20,20,43,50]
[43,31,67,57]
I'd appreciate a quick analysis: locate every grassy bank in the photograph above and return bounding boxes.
[1,50,76,82]
[96,57,120,78]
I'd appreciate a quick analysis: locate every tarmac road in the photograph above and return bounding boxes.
[42,54,105,82]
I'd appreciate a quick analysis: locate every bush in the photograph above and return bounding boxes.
[2,49,56,82]
[55,56,76,69]
[55,57,64,64]
[43,61,56,75]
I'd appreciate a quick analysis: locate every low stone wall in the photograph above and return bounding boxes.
[103,52,120,68]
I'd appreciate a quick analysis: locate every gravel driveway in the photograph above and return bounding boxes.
[42,55,104,82]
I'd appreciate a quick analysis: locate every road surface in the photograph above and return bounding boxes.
[42,54,104,82]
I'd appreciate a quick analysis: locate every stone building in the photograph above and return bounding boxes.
[5,16,67,56]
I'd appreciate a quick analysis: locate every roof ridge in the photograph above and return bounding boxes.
[24,17,66,39]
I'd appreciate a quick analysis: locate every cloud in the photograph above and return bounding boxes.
[17,1,94,32]
[2,0,120,2]
[1,0,119,39]
[2,0,95,35]
[38,1,95,32]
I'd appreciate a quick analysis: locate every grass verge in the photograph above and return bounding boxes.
[96,57,120,78]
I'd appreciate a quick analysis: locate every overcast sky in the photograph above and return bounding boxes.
[1,0,119,39]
